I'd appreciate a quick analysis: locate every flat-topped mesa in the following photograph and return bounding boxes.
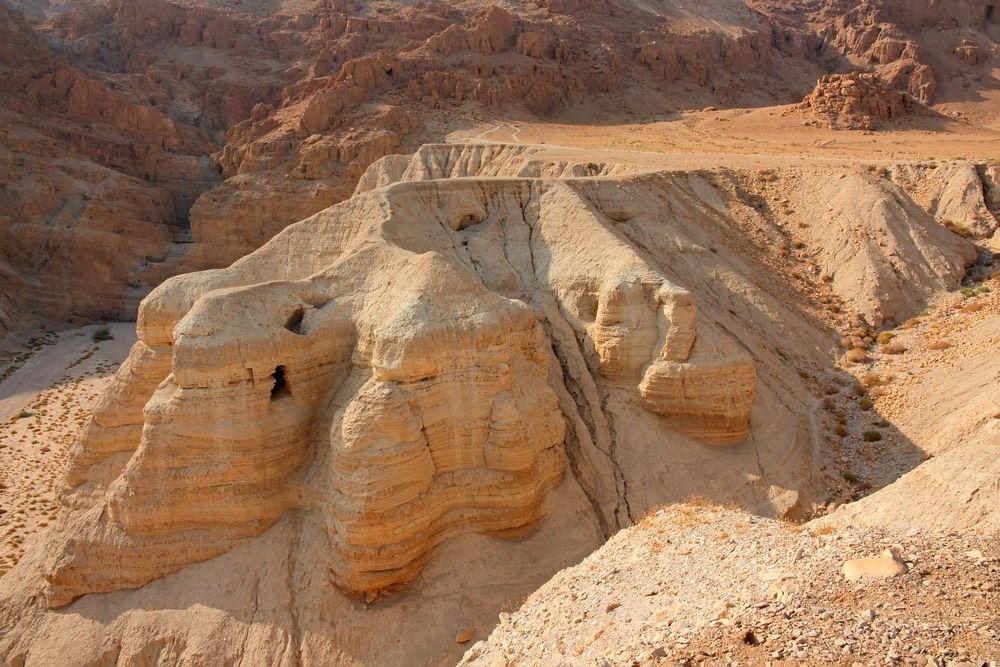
[40,161,757,606]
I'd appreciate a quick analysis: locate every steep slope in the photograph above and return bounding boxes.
[0,144,977,665]
[460,505,999,666]
[0,3,217,333]
[815,279,1000,534]
[6,0,996,337]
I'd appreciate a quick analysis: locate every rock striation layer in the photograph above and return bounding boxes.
[37,155,760,607]
[0,144,979,665]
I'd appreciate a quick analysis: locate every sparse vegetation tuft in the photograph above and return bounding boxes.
[863,430,882,442]
[845,348,867,364]
[91,326,113,343]
[876,331,895,344]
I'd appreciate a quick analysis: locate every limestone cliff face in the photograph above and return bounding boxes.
[0,4,217,329]
[1,144,979,664]
[5,0,996,337]
[41,158,758,606]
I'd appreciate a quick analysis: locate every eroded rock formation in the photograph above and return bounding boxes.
[800,72,914,130]
[0,142,980,664]
[39,156,762,606]
[3,0,996,337]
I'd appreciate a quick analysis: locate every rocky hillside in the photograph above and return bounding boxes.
[0,3,216,332]
[0,2,998,665]
[463,264,1000,666]
[461,504,999,666]
[2,0,998,335]
[0,141,989,664]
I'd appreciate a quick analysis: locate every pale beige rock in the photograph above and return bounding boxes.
[842,549,908,581]
[22,158,766,610]
[892,162,999,240]
[0,141,987,664]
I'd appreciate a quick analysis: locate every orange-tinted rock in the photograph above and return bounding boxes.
[800,72,914,130]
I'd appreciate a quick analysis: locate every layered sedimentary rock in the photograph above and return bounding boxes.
[39,159,759,607]
[0,4,217,328]
[1,142,981,664]
[3,0,997,335]
[800,72,914,130]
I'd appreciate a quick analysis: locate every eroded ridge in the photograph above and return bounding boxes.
[41,170,756,606]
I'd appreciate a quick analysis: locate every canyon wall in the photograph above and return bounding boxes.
[5,0,995,336]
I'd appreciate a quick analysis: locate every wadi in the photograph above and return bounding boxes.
[0,1,997,665]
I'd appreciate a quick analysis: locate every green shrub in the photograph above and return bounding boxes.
[976,285,991,294]
[876,331,895,344]
[863,430,882,442]
[842,471,859,484]
[15,410,34,419]
[960,287,976,298]
[92,326,113,343]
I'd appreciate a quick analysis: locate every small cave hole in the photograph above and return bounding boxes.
[987,5,995,22]
[285,308,305,335]
[270,365,289,400]
[455,213,482,229]
[743,630,761,646]
[384,67,394,76]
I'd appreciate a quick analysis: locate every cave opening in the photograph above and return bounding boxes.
[988,4,995,21]
[271,365,289,399]
[285,307,305,334]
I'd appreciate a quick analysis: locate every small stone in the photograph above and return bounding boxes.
[843,550,908,581]
[455,624,476,644]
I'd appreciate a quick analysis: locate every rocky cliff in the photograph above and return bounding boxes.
[5,0,996,336]
[0,142,979,664]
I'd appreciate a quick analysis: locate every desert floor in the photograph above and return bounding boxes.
[0,322,135,575]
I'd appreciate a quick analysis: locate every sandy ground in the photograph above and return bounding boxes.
[450,105,1000,169]
[0,322,135,575]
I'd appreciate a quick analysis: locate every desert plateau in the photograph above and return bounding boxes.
[0,0,998,665]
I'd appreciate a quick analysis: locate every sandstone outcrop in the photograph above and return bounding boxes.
[800,72,914,130]
[37,158,762,607]
[0,141,983,664]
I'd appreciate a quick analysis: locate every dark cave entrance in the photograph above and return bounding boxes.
[271,365,289,399]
